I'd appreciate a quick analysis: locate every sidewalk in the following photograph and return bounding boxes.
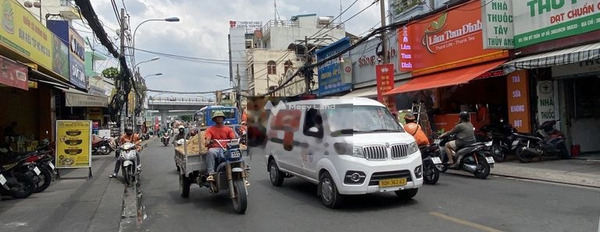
[0,138,154,232]
[492,158,600,188]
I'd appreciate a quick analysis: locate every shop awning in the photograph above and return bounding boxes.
[28,68,76,89]
[57,87,109,108]
[504,42,600,70]
[384,60,506,95]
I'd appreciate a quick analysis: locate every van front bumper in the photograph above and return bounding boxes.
[334,152,423,195]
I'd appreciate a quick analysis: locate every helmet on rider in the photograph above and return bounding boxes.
[404,114,417,123]
[125,127,133,136]
[459,111,470,121]
[178,125,185,133]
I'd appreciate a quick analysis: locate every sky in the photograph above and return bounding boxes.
[80,0,382,99]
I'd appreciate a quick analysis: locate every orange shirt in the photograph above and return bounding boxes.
[119,133,141,151]
[205,125,236,148]
[403,123,429,146]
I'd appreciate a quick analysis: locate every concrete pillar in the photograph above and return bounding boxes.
[160,110,168,130]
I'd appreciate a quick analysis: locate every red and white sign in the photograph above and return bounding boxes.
[376,64,396,112]
[0,56,28,90]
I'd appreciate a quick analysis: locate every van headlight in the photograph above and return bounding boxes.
[407,142,419,155]
[352,146,365,158]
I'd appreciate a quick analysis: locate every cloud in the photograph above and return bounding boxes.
[81,0,381,98]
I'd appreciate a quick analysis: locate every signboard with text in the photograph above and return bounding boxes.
[229,21,263,33]
[506,70,530,133]
[398,0,508,76]
[316,37,352,96]
[536,81,556,125]
[376,64,396,112]
[69,27,86,89]
[0,55,28,90]
[398,26,413,71]
[0,0,69,80]
[55,120,92,169]
[513,0,600,48]
[482,0,514,49]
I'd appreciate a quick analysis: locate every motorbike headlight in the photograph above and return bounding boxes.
[407,141,419,155]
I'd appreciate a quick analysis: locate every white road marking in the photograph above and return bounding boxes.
[429,212,503,232]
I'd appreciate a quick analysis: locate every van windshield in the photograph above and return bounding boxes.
[323,105,403,136]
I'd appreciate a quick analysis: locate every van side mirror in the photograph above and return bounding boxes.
[308,127,319,133]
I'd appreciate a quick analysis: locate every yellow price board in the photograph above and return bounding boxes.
[56,120,92,169]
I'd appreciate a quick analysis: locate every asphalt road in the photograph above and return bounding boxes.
[134,140,600,232]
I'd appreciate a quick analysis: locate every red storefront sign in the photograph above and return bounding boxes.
[376,64,396,112]
[397,0,508,77]
[0,56,28,90]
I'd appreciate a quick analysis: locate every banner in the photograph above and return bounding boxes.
[55,120,92,169]
[398,0,508,76]
[69,27,86,89]
[376,64,396,112]
[513,0,600,48]
[0,0,69,80]
[506,70,530,133]
[398,26,414,71]
[0,55,28,90]
[481,0,514,49]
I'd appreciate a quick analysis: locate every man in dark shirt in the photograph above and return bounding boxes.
[440,111,476,165]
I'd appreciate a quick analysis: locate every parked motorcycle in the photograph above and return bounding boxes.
[513,120,569,163]
[438,135,495,179]
[419,142,444,185]
[0,152,39,198]
[92,136,114,155]
[480,120,518,162]
[0,166,36,199]
[118,142,138,186]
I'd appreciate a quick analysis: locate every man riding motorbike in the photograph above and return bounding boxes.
[439,111,476,166]
[204,111,236,182]
[403,114,429,147]
[173,125,186,144]
[109,127,142,178]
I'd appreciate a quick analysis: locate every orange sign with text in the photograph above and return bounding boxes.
[506,70,531,133]
[376,64,396,112]
[398,0,508,76]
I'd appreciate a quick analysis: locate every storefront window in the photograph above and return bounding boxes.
[573,76,600,118]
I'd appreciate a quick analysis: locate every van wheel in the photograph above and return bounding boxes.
[395,188,418,200]
[319,172,343,209]
[268,159,284,186]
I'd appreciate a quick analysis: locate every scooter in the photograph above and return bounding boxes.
[419,142,444,185]
[513,120,569,163]
[0,151,38,198]
[480,119,518,162]
[161,133,170,146]
[438,135,495,179]
[180,139,250,214]
[92,136,113,155]
[118,142,138,186]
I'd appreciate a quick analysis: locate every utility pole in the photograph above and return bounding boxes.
[380,0,389,64]
[304,35,311,94]
[236,64,241,115]
[119,8,127,134]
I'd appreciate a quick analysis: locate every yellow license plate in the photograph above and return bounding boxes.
[379,178,407,188]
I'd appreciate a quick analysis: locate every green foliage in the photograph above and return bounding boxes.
[180,115,193,122]
[102,67,120,79]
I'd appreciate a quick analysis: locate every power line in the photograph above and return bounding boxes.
[312,0,379,40]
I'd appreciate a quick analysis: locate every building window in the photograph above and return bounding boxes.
[267,61,277,75]
[284,60,293,74]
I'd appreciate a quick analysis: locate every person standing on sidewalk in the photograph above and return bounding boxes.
[109,128,142,178]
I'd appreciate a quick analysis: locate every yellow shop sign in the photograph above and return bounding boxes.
[0,0,69,80]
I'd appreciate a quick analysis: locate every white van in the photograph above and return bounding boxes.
[265,97,423,208]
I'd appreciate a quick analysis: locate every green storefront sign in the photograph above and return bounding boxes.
[513,0,600,48]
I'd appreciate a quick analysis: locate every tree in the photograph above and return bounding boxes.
[102,67,120,79]
[180,115,193,122]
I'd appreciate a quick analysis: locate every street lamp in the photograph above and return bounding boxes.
[132,17,180,65]
[144,73,163,79]
[134,57,160,70]
[23,1,42,22]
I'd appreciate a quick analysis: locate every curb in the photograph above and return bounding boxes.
[491,173,600,189]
